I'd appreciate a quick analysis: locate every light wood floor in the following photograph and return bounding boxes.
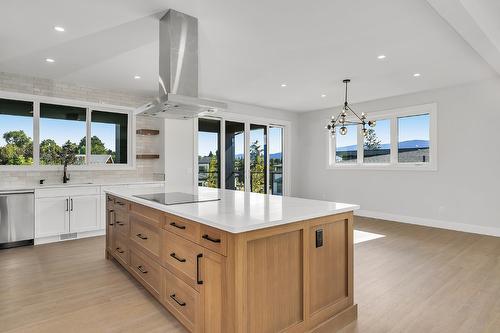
[1,217,499,333]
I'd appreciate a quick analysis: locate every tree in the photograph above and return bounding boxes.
[61,140,79,165]
[78,136,109,155]
[206,151,219,188]
[39,139,61,165]
[364,128,381,150]
[0,130,33,165]
[250,140,265,193]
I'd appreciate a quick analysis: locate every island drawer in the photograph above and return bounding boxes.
[113,232,129,265]
[106,194,115,210]
[130,203,162,228]
[130,216,161,259]
[113,198,129,213]
[199,224,227,256]
[162,230,203,289]
[114,211,130,237]
[164,213,200,243]
[130,249,161,296]
[163,268,199,332]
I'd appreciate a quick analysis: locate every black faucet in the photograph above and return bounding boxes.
[63,160,70,183]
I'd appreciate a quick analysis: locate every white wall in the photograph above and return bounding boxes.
[294,78,500,236]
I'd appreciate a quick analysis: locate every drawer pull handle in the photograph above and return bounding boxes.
[116,201,125,206]
[116,221,125,226]
[107,197,113,202]
[202,234,221,243]
[170,222,186,230]
[196,253,203,285]
[136,233,148,240]
[116,247,124,254]
[170,294,186,307]
[137,265,148,274]
[170,252,186,263]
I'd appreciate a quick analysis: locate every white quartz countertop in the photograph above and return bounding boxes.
[0,180,164,192]
[105,186,359,233]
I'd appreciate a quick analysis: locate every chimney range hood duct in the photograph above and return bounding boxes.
[136,10,226,119]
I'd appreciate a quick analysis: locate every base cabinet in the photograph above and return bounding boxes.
[36,197,70,237]
[106,194,356,333]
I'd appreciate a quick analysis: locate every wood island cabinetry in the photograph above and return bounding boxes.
[106,194,357,333]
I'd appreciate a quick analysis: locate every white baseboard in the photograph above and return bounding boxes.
[355,209,500,237]
[35,229,105,245]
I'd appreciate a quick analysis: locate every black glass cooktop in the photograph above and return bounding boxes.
[134,192,220,206]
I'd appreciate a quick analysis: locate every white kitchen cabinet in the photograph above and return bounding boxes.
[70,195,100,233]
[35,197,70,237]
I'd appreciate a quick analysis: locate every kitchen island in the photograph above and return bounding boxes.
[105,187,359,333]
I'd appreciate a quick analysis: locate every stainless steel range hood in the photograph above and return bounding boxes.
[136,10,226,119]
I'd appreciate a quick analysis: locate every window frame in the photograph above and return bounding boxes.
[0,90,135,171]
[194,112,291,196]
[327,103,437,171]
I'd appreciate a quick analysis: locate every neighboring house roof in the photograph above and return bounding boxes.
[198,156,212,165]
[75,154,114,164]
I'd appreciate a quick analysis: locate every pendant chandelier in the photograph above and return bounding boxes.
[326,79,376,136]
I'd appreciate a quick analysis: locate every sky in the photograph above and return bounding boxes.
[336,114,430,147]
[198,127,283,157]
[0,115,116,150]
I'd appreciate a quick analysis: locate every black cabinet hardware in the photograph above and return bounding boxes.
[196,253,203,284]
[170,222,186,230]
[70,198,73,211]
[170,252,186,263]
[116,201,125,206]
[170,294,186,307]
[65,198,69,212]
[202,234,221,243]
[137,265,148,274]
[136,233,148,240]
[116,247,124,254]
[116,221,125,226]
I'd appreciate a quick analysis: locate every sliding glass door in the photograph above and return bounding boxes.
[225,121,245,191]
[198,118,221,188]
[268,126,283,195]
[250,124,267,194]
[197,118,285,195]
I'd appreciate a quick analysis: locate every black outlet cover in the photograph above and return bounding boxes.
[316,229,323,248]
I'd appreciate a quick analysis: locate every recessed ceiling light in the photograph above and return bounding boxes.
[54,26,65,32]
[377,55,386,59]
[280,83,287,87]
[413,73,421,77]
[45,58,55,63]
[134,75,141,80]
[321,94,327,98]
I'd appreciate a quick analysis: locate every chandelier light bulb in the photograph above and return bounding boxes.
[340,126,348,135]
[369,120,376,127]
[362,128,368,137]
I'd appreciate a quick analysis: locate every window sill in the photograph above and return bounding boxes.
[327,163,437,171]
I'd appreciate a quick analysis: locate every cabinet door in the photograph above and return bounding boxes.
[70,195,100,233]
[35,197,69,237]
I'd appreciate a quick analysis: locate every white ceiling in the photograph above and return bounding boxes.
[0,0,497,111]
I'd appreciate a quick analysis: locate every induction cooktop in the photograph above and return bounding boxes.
[134,192,220,206]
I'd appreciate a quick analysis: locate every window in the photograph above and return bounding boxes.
[198,118,221,188]
[269,126,283,195]
[398,114,430,163]
[329,103,436,170]
[364,119,390,164]
[335,124,358,164]
[39,103,86,165]
[250,124,267,193]
[225,121,245,191]
[0,94,133,169]
[90,110,128,164]
[0,98,34,165]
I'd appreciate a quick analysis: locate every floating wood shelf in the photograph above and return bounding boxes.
[136,129,160,136]
[136,154,160,159]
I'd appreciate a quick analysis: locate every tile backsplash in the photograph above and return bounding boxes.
[0,72,164,188]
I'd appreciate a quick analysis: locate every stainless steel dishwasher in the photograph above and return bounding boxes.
[0,189,34,249]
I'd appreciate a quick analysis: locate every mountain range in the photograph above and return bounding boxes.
[337,140,429,152]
